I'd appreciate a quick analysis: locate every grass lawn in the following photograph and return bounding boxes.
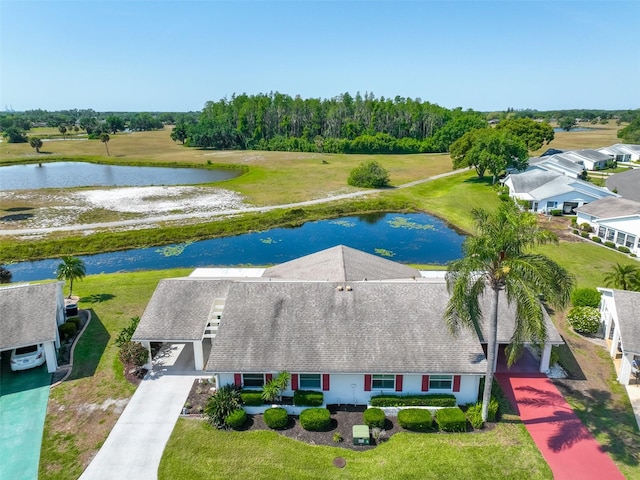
[159,419,551,480]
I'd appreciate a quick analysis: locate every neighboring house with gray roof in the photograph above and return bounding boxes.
[606,168,640,203]
[502,169,618,214]
[598,144,640,162]
[0,282,65,373]
[561,149,612,170]
[576,197,640,255]
[526,154,586,179]
[133,246,563,407]
[598,288,640,385]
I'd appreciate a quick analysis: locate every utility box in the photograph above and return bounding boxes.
[352,425,370,445]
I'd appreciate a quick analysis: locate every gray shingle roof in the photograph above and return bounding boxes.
[132,279,232,342]
[263,245,421,281]
[206,281,487,374]
[0,282,62,350]
[507,170,562,194]
[573,149,612,162]
[611,289,640,354]
[576,197,640,218]
[606,169,640,203]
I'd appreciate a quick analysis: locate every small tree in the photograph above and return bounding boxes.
[58,124,67,138]
[119,341,149,374]
[205,384,243,429]
[571,288,601,308]
[0,265,12,284]
[262,371,291,403]
[29,137,43,153]
[100,133,110,156]
[347,160,390,188]
[558,117,577,132]
[56,256,86,298]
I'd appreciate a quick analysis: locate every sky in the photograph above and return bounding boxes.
[1,0,639,113]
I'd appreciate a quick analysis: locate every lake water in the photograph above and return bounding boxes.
[0,162,240,190]
[7,213,465,282]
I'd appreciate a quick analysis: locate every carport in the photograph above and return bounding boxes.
[0,282,66,373]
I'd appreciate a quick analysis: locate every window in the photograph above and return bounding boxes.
[372,374,395,390]
[598,226,606,238]
[546,201,557,209]
[299,374,321,389]
[616,232,626,245]
[606,229,615,242]
[429,375,453,390]
[243,374,264,388]
[626,235,636,249]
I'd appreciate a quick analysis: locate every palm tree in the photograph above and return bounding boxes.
[603,263,639,291]
[56,256,86,298]
[445,202,574,421]
[29,137,43,153]
[100,133,110,156]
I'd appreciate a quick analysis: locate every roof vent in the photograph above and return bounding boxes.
[336,285,344,291]
[345,285,352,291]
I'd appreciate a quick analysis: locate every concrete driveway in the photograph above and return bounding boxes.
[79,344,204,480]
[0,357,51,480]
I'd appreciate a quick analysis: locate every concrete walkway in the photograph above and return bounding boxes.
[79,345,205,480]
[496,373,625,480]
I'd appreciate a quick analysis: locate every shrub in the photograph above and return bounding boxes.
[363,408,385,429]
[332,432,343,443]
[264,407,288,429]
[370,394,456,407]
[347,160,390,188]
[466,403,484,429]
[591,236,602,243]
[225,409,247,430]
[299,408,331,431]
[293,390,323,407]
[487,398,499,422]
[115,316,140,347]
[240,391,264,406]
[579,222,592,232]
[618,246,631,253]
[604,241,616,249]
[58,321,77,340]
[67,316,82,330]
[205,384,243,429]
[570,218,578,226]
[571,288,601,308]
[118,341,149,373]
[436,407,467,432]
[397,408,433,432]
[567,306,601,334]
[550,209,562,216]
[262,371,291,403]
[498,193,511,202]
[572,229,579,235]
[580,232,590,238]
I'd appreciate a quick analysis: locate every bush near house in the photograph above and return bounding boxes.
[465,399,500,429]
[370,394,456,407]
[58,321,77,341]
[397,408,433,432]
[363,408,386,428]
[240,391,264,406]
[580,232,590,238]
[225,409,247,430]
[579,222,592,232]
[618,246,631,253]
[592,236,602,243]
[293,390,324,407]
[567,306,601,334]
[299,408,331,431]
[604,241,616,249]
[66,316,82,330]
[436,407,467,432]
[550,209,563,216]
[571,288,601,308]
[264,407,289,429]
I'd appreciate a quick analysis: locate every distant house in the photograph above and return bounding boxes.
[502,169,618,214]
[0,282,65,373]
[133,246,563,407]
[598,144,640,162]
[576,197,640,254]
[560,149,612,171]
[526,154,585,179]
[598,288,640,385]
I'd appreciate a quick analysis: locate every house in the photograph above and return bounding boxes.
[597,288,640,385]
[598,144,640,162]
[561,149,612,170]
[0,282,65,373]
[502,169,618,214]
[575,197,640,254]
[526,154,585,179]
[606,168,640,203]
[133,246,563,407]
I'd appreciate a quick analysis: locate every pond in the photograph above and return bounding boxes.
[8,212,465,282]
[0,162,240,190]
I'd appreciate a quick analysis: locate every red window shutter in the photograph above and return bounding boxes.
[395,374,403,392]
[421,375,429,392]
[453,375,461,392]
[322,374,330,391]
[265,373,273,383]
[364,374,372,392]
[291,374,299,391]
[234,373,242,386]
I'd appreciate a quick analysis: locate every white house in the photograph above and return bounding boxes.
[561,149,612,170]
[502,169,618,214]
[0,282,66,373]
[526,154,586,179]
[576,197,640,254]
[133,245,563,407]
[598,144,640,162]
[598,288,640,385]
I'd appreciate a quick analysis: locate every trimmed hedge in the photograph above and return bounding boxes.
[571,288,601,308]
[436,407,467,432]
[370,394,456,407]
[618,246,631,253]
[66,316,82,330]
[264,407,288,429]
[604,241,616,249]
[567,306,601,334]
[58,321,77,340]
[240,391,264,406]
[299,408,331,431]
[550,209,562,216]
[225,409,247,430]
[363,408,385,429]
[591,236,602,243]
[580,232,590,238]
[293,390,323,407]
[397,408,433,432]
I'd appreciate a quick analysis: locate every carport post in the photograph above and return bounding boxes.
[141,341,153,370]
[193,341,204,371]
[540,344,552,373]
[43,342,58,373]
